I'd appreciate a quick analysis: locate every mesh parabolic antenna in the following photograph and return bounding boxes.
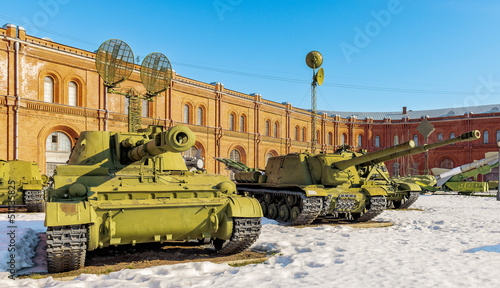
[140,52,172,96]
[96,39,135,86]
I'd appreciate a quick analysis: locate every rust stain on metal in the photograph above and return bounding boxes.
[60,203,78,216]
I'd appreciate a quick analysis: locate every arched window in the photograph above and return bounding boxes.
[68,81,77,106]
[274,122,279,138]
[302,127,307,142]
[183,104,190,123]
[316,130,320,143]
[440,158,454,169]
[265,153,274,165]
[265,120,271,136]
[142,99,149,117]
[197,107,203,126]
[394,135,399,145]
[229,114,235,131]
[450,133,455,145]
[184,146,198,157]
[393,162,400,177]
[413,135,418,146]
[295,127,300,141]
[240,115,245,132]
[375,135,380,148]
[230,149,241,162]
[357,135,362,147]
[341,134,346,145]
[44,76,54,103]
[45,132,71,176]
[229,149,241,180]
[328,132,333,146]
[438,133,443,141]
[484,130,489,144]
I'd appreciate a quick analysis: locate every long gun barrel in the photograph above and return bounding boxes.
[333,130,480,170]
[126,125,195,162]
[333,141,415,170]
[372,130,480,165]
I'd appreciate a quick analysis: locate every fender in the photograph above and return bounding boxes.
[45,201,96,227]
[226,196,263,218]
[397,182,422,192]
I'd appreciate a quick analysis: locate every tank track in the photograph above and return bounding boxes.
[354,196,387,222]
[239,188,323,226]
[46,224,87,273]
[24,190,45,212]
[217,217,261,255]
[394,191,419,209]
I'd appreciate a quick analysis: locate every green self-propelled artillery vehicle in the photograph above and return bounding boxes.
[45,125,262,273]
[232,130,480,225]
[0,160,47,212]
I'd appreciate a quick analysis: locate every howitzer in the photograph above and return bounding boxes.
[45,124,262,273]
[333,130,481,170]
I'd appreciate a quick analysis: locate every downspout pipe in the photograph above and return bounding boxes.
[14,26,20,159]
[104,87,108,131]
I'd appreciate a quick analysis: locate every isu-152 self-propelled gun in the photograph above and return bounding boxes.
[44,40,262,273]
[223,130,480,225]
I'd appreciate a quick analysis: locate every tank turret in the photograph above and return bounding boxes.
[126,125,195,162]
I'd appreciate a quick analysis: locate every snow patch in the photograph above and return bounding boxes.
[0,228,39,272]
[2,198,500,287]
[0,214,45,275]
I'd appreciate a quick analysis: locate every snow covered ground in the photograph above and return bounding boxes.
[2,195,500,287]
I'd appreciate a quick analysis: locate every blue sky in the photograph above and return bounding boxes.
[2,0,500,112]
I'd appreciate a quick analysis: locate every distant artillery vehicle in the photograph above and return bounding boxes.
[217,130,480,225]
[0,160,48,212]
[183,149,205,172]
[44,40,262,273]
[394,152,498,195]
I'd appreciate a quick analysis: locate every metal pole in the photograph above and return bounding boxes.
[311,79,317,153]
[424,136,429,175]
[497,141,500,200]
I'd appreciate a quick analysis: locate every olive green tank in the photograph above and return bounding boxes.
[0,160,48,212]
[232,130,480,225]
[44,125,262,273]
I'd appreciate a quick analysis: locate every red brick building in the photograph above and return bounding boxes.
[1,24,499,181]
